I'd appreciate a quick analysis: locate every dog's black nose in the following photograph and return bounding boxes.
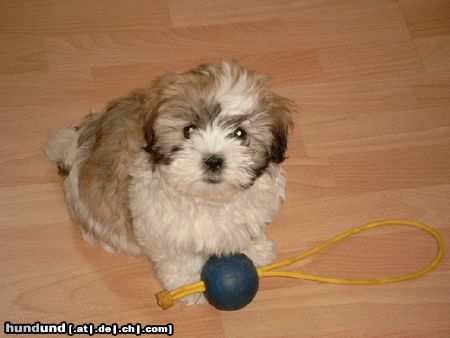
[203,155,224,172]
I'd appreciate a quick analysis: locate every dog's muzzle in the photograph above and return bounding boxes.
[203,154,224,184]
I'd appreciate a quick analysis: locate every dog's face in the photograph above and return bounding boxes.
[144,62,294,201]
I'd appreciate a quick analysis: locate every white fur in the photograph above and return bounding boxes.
[44,127,80,166]
[48,127,285,305]
[45,62,291,306]
[158,123,262,201]
[129,152,285,304]
[214,64,260,116]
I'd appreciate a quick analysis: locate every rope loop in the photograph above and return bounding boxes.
[156,220,445,309]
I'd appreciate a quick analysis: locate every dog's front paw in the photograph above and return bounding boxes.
[243,235,277,267]
[179,293,208,306]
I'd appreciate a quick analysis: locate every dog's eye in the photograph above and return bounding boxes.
[183,124,197,139]
[233,127,247,140]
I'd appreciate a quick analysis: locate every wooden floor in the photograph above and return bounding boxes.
[1,1,450,337]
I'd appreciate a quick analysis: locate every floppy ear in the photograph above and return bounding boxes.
[143,105,158,153]
[139,73,184,152]
[264,92,295,163]
[107,89,157,154]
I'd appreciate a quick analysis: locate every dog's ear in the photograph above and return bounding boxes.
[142,101,158,153]
[118,88,159,153]
[139,73,185,151]
[144,117,156,153]
[264,92,295,163]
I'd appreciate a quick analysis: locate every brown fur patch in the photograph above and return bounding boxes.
[263,92,295,163]
[77,92,150,247]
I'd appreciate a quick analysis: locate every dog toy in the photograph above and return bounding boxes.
[155,220,445,310]
[201,254,259,310]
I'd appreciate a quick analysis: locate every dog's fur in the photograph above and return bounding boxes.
[45,61,294,304]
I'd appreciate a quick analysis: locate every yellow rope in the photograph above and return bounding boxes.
[156,220,445,309]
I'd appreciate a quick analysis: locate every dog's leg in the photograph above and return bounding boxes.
[153,253,208,305]
[242,233,277,267]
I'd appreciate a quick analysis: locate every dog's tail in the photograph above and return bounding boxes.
[44,126,81,176]
[44,113,100,176]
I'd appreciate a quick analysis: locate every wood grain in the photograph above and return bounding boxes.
[1,1,449,337]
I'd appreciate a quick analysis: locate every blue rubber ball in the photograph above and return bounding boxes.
[201,254,259,311]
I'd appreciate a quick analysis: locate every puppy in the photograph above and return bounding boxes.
[45,61,294,305]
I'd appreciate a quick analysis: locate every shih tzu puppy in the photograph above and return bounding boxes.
[45,61,294,305]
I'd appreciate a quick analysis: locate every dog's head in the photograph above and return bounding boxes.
[143,61,294,201]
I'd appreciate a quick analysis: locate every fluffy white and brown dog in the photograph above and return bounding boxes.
[45,61,294,305]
